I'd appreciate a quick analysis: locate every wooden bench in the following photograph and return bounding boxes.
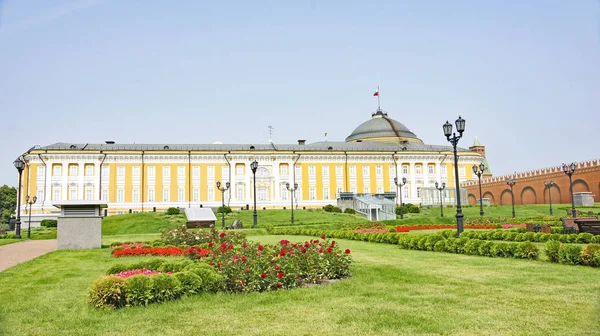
[561,218,579,234]
[575,217,600,235]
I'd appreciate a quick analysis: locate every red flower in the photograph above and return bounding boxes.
[220,243,227,249]
[274,265,279,270]
[320,235,326,239]
[241,255,247,262]
[245,268,250,273]
[240,281,245,286]
[277,271,285,279]
[258,245,264,251]
[301,248,306,253]
[275,282,281,288]
[279,250,286,257]
[208,242,214,247]
[330,240,335,247]
[261,273,267,278]
[217,263,222,268]
[279,239,290,245]
[241,243,248,248]
[345,249,351,254]
[219,232,226,238]
[327,247,333,253]
[233,255,239,262]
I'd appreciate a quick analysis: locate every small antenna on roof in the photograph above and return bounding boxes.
[268,126,275,143]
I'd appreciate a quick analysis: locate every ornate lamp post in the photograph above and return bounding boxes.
[250,160,258,228]
[13,157,26,239]
[562,162,577,218]
[506,177,517,218]
[25,195,37,239]
[434,182,446,217]
[216,181,230,229]
[393,176,407,219]
[544,181,555,216]
[443,116,466,236]
[472,163,486,217]
[285,182,298,224]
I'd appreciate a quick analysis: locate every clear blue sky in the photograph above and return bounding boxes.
[1,0,599,187]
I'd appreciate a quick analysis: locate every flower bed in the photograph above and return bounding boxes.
[110,243,149,250]
[394,225,496,232]
[114,268,166,278]
[112,246,210,257]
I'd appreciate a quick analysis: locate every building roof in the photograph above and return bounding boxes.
[472,136,482,146]
[345,110,421,143]
[37,141,474,153]
[184,208,216,222]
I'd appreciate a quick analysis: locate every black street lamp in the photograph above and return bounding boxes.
[216,181,230,230]
[434,182,446,217]
[472,163,486,217]
[285,182,298,224]
[250,160,258,228]
[393,176,407,219]
[506,177,517,218]
[562,162,577,219]
[13,157,25,239]
[26,195,37,239]
[443,116,466,237]
[544,181,555,216]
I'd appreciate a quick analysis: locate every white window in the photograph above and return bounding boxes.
[193,166,200,178]
[178,166,185,178]
[116,211,124,215]
[350,187,356,194]
[417,187,422,198]
[336,166,343,176]
[117,166,125,177]
[53,187,61,201]
[208,166,214,178]
[117,189,124,203]
[403,186,410,198]
[69,187,77,200]
[280,165,288,175]
[148,189,155,202]
[281,185,288,201]
[322,166,329,177]
[389,166,396,177]
[323,187,330,200]
[102,166,110,177]
[459,166,466,177]
[237,186,244,201]
[258,188,267,201]
[70,165,78,176]
[416,165,422,175]
[308,166,316,176]
[163,166,171,178]
[295,187,302,201]
[222,166,229,180]
[37,166,46,178]
[377,186,383,194]
[336,187,343,198]
[132,166,140,177]
[148,166,155,178]
[178,188,185,202]
[364,186,370,194]
[85,187,93,200]
[236,165,244,175]
[362,166,370,177]
[402,165,408,174]
[101,189,108,202]
[193,188,199,202]
[428,165,435,175]
[376,166,382,176]
[308,187,315,200]
[132,189,140,203]
[208,188,214,201]
[53,165,62,176]
[162,188,170,202]
[85,165,94,176]
[349,166,356,176]
[36,188,44,201]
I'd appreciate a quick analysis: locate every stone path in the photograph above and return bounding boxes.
[0,240,56,272]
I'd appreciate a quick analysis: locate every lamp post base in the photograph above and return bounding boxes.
[455,212,464,237]
[252,212,257,228]
[15,220,21,239]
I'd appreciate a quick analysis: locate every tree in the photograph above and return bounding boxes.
[0,185,17,224]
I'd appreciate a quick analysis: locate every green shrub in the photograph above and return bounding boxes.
[106,264,131,275]
[87,276,128,309]
[544,240,561,263]
[464,239,483,255]
[343,208,356,214]
[150,274,182,303]
[323,204,341,213]
[40,219,57,228]
[158,260,194,273]
[558,245,582,265]
[174,271,204,295]
[478,241,494,257]
[0,223,10,233]
[166,207,180,215]
[515,242,539,260]
[433,240,447,252]
[185,264,224,292]
[580,244,600,267]
[217,206,232,214]
[593,250,600,267]
[576,233,594,244]
[125,275,152,307]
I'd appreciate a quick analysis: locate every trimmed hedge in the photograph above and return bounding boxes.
[458,230,600,244]
[40,219,57,228]
[89,259,224,309]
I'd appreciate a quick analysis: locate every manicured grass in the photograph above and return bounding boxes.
[1,235,599,335]
[102,213,186,235]
[226,209,365,227]
[0,239,22,247]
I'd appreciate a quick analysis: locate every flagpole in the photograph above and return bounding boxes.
[377,86,381,111]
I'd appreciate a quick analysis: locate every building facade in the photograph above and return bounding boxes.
[17,110,485,221]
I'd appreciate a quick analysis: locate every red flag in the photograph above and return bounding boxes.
[373,89,379,96]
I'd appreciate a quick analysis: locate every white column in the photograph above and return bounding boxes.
[61,161,68,200]
[78,162,85,199]
[95,162,101,201]
[409,162,416,200]
[44,161,52,206]
[272,161,280,200]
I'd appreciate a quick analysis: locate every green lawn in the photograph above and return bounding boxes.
[102,213,186,235]
[0,239,22,247]
[1,235,599,335]
[226,208,365,227]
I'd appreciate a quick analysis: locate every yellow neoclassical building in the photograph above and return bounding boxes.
[17,110,485,221]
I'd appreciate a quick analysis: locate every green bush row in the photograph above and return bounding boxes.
[40,219,57,227]
[323,204,342,213]
[89,259,224,309]
[457,230,600,244]
[544,242,600,267]
[268,228,538,260]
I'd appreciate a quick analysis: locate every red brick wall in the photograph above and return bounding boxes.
[463,159,600,206]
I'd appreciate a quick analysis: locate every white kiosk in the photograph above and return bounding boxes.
[53,200,107,250]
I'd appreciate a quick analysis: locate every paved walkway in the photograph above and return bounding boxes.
[0,240,56,272]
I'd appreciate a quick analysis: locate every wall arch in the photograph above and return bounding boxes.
[468,194,477,205]
[572,179,590,193]
[520,186,537,205]
[544,184,562,205]
[483,191,495,205]
[500,189,513,206]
